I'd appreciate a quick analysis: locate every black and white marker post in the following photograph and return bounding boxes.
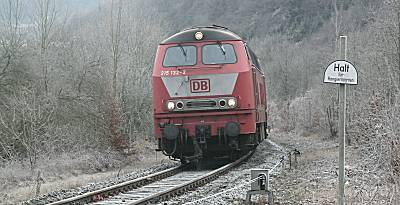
[323,36,358,205]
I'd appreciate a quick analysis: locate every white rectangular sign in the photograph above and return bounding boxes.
[324,60,358,85]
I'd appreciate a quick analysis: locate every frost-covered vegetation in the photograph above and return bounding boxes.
[0,0,399,204]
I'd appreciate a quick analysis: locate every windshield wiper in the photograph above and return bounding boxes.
[178,44,187,61]
[174,76,189,96]
[217,42,226,56]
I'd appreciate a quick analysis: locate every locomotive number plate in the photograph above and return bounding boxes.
[190,79,210,93]
[160,70,186,76]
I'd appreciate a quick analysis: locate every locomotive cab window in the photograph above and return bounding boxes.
[163,45,197,67]
[202,43,237,65]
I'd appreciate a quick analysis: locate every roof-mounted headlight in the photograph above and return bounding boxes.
[195,31,204,40]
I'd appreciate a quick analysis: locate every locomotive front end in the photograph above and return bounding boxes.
[152,26,267,162]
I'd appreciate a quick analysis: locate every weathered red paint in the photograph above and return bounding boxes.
[152,38,267,139]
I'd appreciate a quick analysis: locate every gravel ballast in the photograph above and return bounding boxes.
[164,138,287,205]
[23,131,398,205]
[163,132,398,204]
[22,161,179,205]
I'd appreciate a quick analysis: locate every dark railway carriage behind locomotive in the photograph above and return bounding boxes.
[152,26,267,163]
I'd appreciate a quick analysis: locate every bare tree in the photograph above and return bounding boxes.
[32,0,57,95]
[106,0,126,151]
[0,0,23,84]
[110,0,122,100]
[0,88,55,173]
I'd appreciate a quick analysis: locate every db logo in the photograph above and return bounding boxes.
[190,79,210,93]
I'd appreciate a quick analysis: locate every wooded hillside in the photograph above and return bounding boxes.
[0,0,399,202]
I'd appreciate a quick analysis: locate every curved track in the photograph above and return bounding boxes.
[48,166,183,205]
[48,151,254,205]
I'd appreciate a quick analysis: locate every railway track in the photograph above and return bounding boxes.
[48,150,254,205]
[47,166,182,205]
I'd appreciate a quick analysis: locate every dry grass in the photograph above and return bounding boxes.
[270,132,399,205]
[0,139,168,205]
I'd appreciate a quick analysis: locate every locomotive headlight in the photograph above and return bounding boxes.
[167,101,175,110]
[194,31,203,40]
[228,98,237,108]
[176,101,184,109]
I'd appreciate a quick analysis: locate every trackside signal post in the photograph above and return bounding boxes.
[323,36,357,205]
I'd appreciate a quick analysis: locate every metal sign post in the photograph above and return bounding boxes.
[338,35,347,205]
[323,36,358,205]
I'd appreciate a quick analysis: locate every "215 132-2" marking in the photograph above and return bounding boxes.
[160,70,186,76]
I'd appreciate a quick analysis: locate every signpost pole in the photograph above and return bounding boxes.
[323,35,356,204]
[338,36,347,205]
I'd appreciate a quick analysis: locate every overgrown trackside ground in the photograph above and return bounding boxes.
[164,139,285,205]
[0,139,170,205]
[4,131,398,205]
[270,132,399,205]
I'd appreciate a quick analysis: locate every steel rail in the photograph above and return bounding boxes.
[48,166,183,205]
[127,150,255,205]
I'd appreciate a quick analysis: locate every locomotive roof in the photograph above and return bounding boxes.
[160,26,242,44]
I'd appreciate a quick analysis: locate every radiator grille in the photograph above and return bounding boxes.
[186,100,217,108]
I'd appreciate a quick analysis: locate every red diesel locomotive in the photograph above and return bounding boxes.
[152,25,267,163]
